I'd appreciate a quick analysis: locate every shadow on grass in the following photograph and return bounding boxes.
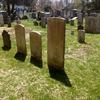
[86,32,100,34]
[78,41,87,44]
[14,52,26,62]
[48,67,72,87]
[30,56,43,68]
[2,46,11,51]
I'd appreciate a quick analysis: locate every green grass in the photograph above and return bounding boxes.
[0,19,100,100]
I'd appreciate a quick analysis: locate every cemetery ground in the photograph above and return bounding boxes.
[0,20,100,100]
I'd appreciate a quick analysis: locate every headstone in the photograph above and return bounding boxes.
[8,16,11,27]
[85,16,97,33]
[78,30,85,43]
[70,11,74,19]
[77,12,83,26]
[30,31,42,61]
[85,16,96,33]
[32,12,36,19]
[47,17,65,70]
[70,19,74,26]
[0,14,4,26]
[37,12,45,20]
[96,16,100,33]
[15,24,27,55]
[15,16,21,24]
[33,20,38,26]
[2,30,11,50]
[40,17,46,28]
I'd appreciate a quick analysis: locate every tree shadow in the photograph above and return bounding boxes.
[30,56,43,68]
[48,66,72,87]
[86,32,100,34]
[14,52,26,62]
[78,41,87,44]
[2,46,11,51]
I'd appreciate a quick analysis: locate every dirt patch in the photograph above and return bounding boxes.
[0,27,14,35]
[65,44,90,62]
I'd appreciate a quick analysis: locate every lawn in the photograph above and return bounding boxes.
[0,19,100,100]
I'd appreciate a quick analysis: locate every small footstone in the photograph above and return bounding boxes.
[78,30,85,43]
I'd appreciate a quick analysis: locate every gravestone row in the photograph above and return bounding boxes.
[2,17,86,70]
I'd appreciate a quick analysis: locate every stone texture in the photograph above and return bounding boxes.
[30,31,42,61]
[77,12,83,26]
[96,16,100,33]
[15,24,27,55]
[78,30,85,43]
[47,17,65,70]
[40,17,46,28]
[85,16,100,33]
[85,16,96,33]
[2,30,11,50]
[8,16,11,27]
[0,14,4,26]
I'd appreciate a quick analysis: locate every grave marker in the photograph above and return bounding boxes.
[30,31,42,61]
[15,24,27,55]
[2,30,11,50]
[47,17,65,70]
[78,30,85,43]
[0,14,4,26]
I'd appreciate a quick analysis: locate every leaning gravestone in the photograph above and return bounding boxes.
[30,31,42,61]
[15,24,27,55]
[47,17,65,70]
[2,30,11,50]
[78,30,85,43]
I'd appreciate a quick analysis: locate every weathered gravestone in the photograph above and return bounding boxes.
[8,16,11,27]
[78,30,85,43]
[40,17,46,28]
[15,16,21,24]
[85,16,100,33]
[47,17,65,70]
[30,31,42,62]
[77,12,83,26]
[15,24,27,55]
[2,30,11,50]
[32,12,36,19]
[0,14,4,26]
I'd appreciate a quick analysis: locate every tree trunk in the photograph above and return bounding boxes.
[11,0,15,14]
[7,0,10,16]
